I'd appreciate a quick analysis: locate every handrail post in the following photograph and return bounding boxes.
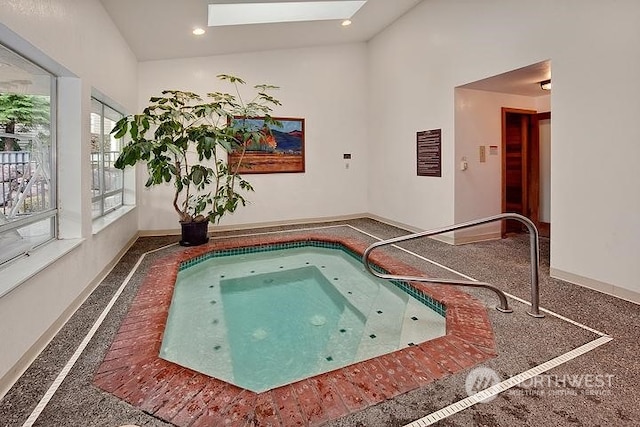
[520,215,544,318]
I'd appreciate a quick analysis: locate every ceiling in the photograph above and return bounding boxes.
[99,0,424,61]
[460,61,552,97]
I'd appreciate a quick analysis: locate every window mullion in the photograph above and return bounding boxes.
[100,103,106,217]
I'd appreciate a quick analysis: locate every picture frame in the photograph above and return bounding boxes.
[227,116,305,174]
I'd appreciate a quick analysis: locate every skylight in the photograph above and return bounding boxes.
[208,1,367,27]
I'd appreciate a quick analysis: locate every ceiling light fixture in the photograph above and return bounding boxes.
[341,19,352,26]
[192,27,206,35]
[540,79,551,91]
[208,1,367,27]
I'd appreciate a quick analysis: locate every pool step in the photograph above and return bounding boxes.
[323,279,413,364]
[317,306,366,368]
[354,283,407,360]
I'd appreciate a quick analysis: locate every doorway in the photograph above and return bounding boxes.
[501,108,540,235]
[455,60,552,243]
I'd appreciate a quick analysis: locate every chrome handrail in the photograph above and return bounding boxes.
[362,213,544,318]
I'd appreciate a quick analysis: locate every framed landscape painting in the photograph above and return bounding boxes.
[227,116,305,174]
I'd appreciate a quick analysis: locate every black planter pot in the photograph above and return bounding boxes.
[179,220,210,246]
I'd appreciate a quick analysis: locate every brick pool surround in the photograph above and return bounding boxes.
[93,232,497,426]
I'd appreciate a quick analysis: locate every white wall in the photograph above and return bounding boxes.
[368,0,640,299]
[0,0,139,393]
[366,23,455,230]
[137,44,369,232]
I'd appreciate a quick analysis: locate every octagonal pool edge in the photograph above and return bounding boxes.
[93,231,497,426]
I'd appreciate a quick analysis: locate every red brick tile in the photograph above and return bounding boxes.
[291,379,327,426]
[328,370,369,412]
[111,328,163,345]
[102,345,137,361]
[97,354,156,374]
[153,370,208,420]
[375,352,420,393]
[342,365,385,405]
[222,390,259,426]
[103,339,159,359]
[93,366,135,392]
[119,308,166,325]
[431,337,478,369]
[452,326,495,342]
[359,358,401,399]
[447,335,495,363]
[253,392,281,426]
[392,348,435,386]
[311,375,348,422]
[116,317,161,333]
[271,385,306,426]
[138,367,191,414]
[112,358,172,403]
[418,338,474,373]
[449,331,497,355]
[191,388,253,427]
[404,346,449,380]
[118,311,166,328]
[171,380,234,426]
[124,364,180,407]
[95,352,155,375]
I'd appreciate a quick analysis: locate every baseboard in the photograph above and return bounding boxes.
[452,231,502,245]
[0,232,139,400]
[550,267,640,305]
[364,214,423,233]
[139,214,504,247]
[430,233,455,245]
[138,213,371,237]
[365,214,501,246]
[427,233,500,245]
[357,214,456,246]
[138,228,181,237]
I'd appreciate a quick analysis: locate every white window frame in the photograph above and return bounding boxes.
[90,97,125,220]
[0,42,57,268]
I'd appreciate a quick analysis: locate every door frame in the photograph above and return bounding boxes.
[501,107,540,236]
[536,111,551,237]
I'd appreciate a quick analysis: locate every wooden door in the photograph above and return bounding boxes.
[502,108,539,235]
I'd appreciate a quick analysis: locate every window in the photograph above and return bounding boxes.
[0,43,56,266]
[90,98,124,219]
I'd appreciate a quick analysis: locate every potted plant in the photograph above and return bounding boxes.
[112,74,281,246]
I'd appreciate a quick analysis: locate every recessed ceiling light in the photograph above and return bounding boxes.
[208,1,367,27]
[192,27,206,36]
[341,19,352,26]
